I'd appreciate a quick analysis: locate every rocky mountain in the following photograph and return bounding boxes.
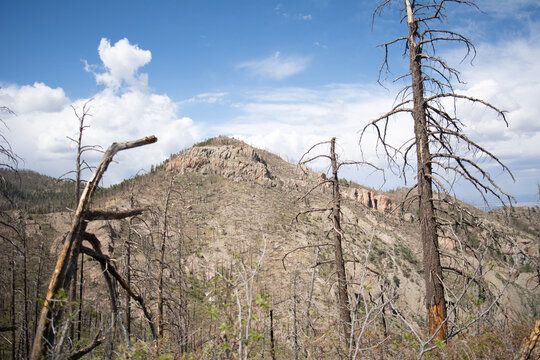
[1,136,538,359]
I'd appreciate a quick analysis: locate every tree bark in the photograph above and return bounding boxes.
[270,309,276,360]
[404,0,447,340]
[158,176,174,341]
[516,319,540,360]
[330,137,353,349]
[126,220,132,341]
[10,253,16,360]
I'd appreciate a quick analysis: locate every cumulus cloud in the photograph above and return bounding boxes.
[87,38,152,91]
[2,38,201,185]
[0,82,70,113]
[444,34,540,202]
[237,51,310,80]
[452,36,540,154]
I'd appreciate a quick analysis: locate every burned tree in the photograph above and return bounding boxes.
[30,135,157,360]
[365,0,513,342]
[293,137,382,354]
[296,138,352,349]
[60,100,101,344]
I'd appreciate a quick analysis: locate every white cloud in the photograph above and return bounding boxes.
[452,34,540,160]
[214,84,406,188]
[220,28,540,202]
[184,92,228,104]
[274,4,313,21]
[2,38,201,185]
[476,0,540,19]
[87,38,152,91]
[237,51,310,80]
[0,82,70,113]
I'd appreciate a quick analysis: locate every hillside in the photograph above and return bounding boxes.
[0,169,75,213]
[1,136,538,359]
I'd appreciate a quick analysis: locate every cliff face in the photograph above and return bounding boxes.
[166,142,273,185]
[340,185,395,214]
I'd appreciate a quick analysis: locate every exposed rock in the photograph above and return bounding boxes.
[503,239,539,258]
[342,187,358,201]
[167,144,272,185]
[403,212,415,223]
[358,189,373,208]
[344,187,395,215]
[373,194,394,214]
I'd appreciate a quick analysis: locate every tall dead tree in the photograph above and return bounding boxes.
[295,137,381,353]
[158,174,176,343]
[296,138,351,349]
[30,135,157,360]
[61,100,101,344]
[366,0,513,341]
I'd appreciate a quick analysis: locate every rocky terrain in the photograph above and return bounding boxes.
[1,136,538,359]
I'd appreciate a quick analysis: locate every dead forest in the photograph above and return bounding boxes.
[1,1,540,359]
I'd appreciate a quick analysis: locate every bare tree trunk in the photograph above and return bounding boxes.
[77,256,83,343]
[30,135,157,360]
[126,221,132,342]
[269,309,276,360]
[33,237,44,339]
[292,271,299,360]
[404,0,447,341]
[176,218,188,353]
[23,236,29,359]
[10,253,16,360]
[158,175,174,342]
[69,101,93,346]
[330,138,353,348]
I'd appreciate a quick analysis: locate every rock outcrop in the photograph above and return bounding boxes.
[340,186,395,215]
[373,194,394,214]
[166,143,273,185]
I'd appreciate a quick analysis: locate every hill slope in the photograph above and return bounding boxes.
[2,136,538,359]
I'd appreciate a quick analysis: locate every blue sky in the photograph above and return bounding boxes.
[1,0,539,206]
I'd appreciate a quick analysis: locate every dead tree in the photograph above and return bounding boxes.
[0,105,20,202]
[158,174,176,343]
[0,106,19,171]
[294,137,382,354]
[366,0,513,342]
[30,135,157,360]
[59,100,101,344]
[294,138,351,350]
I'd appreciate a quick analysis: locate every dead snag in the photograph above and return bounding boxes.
[30,135,157,360]
[368,0,513,343]
[296,137,382,354]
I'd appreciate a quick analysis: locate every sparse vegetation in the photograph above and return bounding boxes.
[0,137,538,359]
